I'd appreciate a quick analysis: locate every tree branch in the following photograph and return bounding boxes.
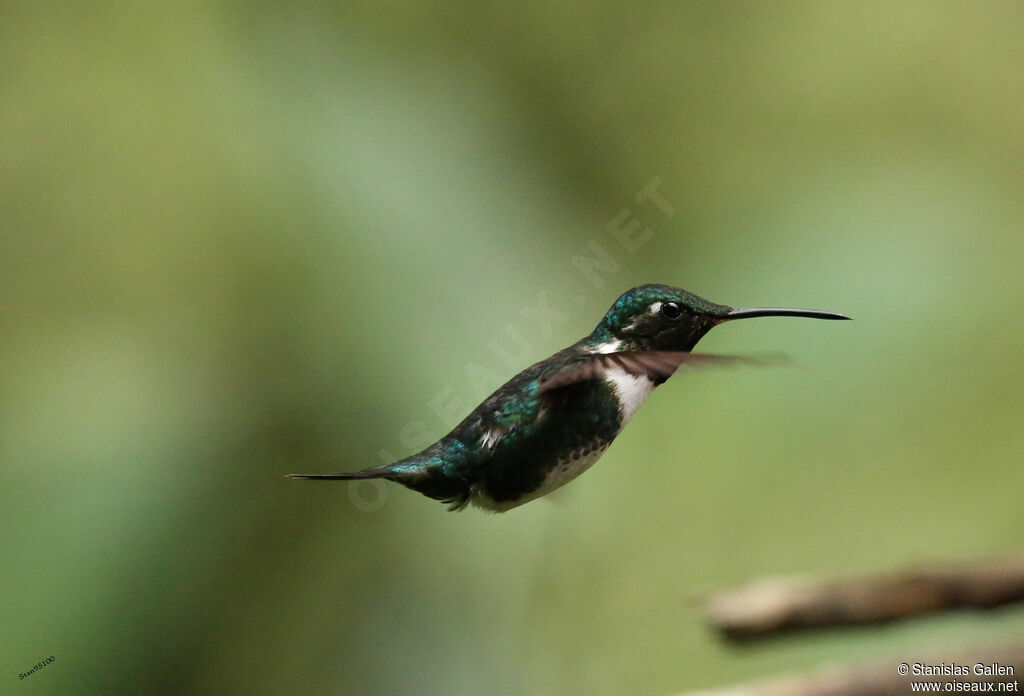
[702,555,1024,641]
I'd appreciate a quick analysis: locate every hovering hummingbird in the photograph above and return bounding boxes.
[289,284,849,512]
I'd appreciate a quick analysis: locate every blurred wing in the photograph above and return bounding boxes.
[538,351,767,393]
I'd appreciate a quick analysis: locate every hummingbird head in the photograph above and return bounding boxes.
[584,284,850,353]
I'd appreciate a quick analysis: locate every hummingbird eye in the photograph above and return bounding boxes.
[660,301,682,319]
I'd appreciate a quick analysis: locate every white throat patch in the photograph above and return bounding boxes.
[603,366,655,425]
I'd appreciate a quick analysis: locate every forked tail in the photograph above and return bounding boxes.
[288,456,472,511]
[286,464,396,481]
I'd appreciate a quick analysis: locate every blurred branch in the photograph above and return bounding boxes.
[677,643,1024,696]
[703,555,1024,641]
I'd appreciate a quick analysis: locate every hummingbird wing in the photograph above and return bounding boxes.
[536,351,762,393]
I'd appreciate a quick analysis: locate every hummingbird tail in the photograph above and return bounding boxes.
[288,456,473,511]
[286,464,395,481]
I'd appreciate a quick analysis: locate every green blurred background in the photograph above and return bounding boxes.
[3,2,1024,694]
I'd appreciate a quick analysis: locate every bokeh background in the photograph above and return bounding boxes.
[3,2,1024,694]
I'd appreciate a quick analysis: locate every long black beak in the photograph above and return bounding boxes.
[725,307,852,321]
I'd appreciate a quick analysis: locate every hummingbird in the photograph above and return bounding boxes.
[289,284,849,512]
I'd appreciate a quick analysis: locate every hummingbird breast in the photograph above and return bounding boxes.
[469,371,656,512]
